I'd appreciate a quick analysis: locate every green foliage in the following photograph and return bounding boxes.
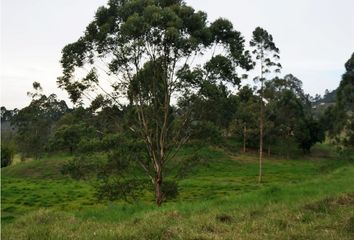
[1,143,16,168]
[190,121,223,145]
[262,74,323,154]
[50,123,96,154]
[11,84,68,158]
[250,27,281,79]
[324,52,354,148]
[61,155,104,180]
[295,117,325,153]
[161,180,179,200]
[232,85,259,150]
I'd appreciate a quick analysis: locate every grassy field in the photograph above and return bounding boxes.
[1,144,354,239]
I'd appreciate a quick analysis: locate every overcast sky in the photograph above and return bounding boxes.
[1,0,353,109]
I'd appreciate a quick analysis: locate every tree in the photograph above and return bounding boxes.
[250,27,281,183]
[50,123,96,154]
[1,107,18,144]
[326,52,354,148]
[234,85,259,152]
[12,82,69,159]
[264,74,323,155]
[295,117,324,153]
[179,81,239,139]
[58,0,252,206]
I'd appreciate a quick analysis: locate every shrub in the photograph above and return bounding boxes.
[95,178,149,202]
[162,180,179,201]
[1,144,15,168]
[61,154,105,180]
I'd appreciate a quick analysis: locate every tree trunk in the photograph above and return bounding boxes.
[155,170,163,207]
[243,124,247,153]
[259,110,263,183]
[259,80,264,184]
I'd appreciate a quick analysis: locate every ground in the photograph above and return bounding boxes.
[1,144,354,239]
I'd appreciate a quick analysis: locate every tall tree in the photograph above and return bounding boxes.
[250,27,281,183]
[58,0,252,206]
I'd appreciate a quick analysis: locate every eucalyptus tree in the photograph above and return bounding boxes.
[58,0,252,206]
[250,27,281,183]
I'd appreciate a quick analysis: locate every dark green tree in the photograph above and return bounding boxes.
[295,117,324,153]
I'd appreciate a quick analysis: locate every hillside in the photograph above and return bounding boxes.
[2,144,354,239]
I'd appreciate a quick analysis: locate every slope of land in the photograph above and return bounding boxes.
[1,144,354,239]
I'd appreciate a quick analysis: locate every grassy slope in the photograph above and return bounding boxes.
[1,144,354,239]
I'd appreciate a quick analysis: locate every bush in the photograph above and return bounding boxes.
[1,144,15,168]
[61,154,106,180]
[95,178,149,202]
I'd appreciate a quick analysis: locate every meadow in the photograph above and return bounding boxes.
[1,143,354,239]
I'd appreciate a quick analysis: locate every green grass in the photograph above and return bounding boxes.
[2,144,354,239]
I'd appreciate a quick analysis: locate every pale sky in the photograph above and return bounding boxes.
[1,0,353,109]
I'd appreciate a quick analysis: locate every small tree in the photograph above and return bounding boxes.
[250,27,281,183]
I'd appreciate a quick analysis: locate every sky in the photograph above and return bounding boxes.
[1,0,353,109]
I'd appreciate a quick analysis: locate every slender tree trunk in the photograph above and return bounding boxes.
[259,80,264,184]
[243,124,247,153]
[258,53,264,184]
[155,168,163,207]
